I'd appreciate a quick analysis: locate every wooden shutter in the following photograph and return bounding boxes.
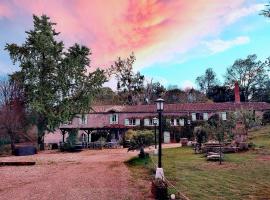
[109,114,113,124]
[135,119,140,126]
[144,118,149,126]
[203,113,208,121]
[192,113,196,121]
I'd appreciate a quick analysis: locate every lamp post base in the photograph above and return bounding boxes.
[155,167,164,179]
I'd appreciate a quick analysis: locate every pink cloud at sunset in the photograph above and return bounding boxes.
[0,0,262,70]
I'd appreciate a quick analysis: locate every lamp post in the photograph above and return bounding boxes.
[155,98,164,171]
[153,117,158,149]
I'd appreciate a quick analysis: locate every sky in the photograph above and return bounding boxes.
[0,0,270,90]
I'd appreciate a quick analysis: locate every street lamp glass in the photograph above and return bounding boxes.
[153,117,158,125]
[155,98,164,111]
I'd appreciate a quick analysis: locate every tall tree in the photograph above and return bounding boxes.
[224,54,268,102]
[109,53,145,105]
[5,15,106,149]
[196,68,219,94]
[144,80,166,104]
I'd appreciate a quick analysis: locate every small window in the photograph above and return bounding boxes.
[110,114,118,124]
[176,119,180,126]
[129,119,136,126]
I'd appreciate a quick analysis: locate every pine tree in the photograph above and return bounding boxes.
[5,15,106,149]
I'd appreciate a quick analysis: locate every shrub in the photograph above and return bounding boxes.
[128,130,154,158]
[263,111,270,124]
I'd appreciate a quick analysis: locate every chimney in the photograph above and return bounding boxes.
[234,81,240,103]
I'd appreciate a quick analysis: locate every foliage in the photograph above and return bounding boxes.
[262,110,270,124]
[193,126,208,146]
[0,80,28,153]
[261,2,270,18]
[128,130,154,158]
[206,85,235,102]
[5,15,106,149]
[224,54,268,101]
[144,81,166,104]
[124,129,137,140]
[236,109,261,132]
[109,53,145,105]
[196,68,219,94]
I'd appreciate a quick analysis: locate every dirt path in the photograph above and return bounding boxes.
[0,148,153,200]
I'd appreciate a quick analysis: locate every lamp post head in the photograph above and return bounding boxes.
[155,98,164,112]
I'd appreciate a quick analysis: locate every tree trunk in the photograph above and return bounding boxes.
[38,135,45,151]
[9,132,16,155]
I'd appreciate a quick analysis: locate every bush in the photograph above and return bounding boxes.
[128,130,154,157]
[263,111,270,124]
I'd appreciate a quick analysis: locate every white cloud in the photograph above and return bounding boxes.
[225,3,265,24]
[203,36,250,54]
[181,80,195,90]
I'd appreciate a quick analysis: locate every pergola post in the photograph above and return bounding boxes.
[60,129,66,143]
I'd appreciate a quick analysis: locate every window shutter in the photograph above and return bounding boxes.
[144,118,149,126]
[135,119,140,126]
[203,113,208,121]
[124,119,129,125]
[222,112,226,121]
[115,114,119,124]
[180,119,184,126]
[192,113,196,121]
[109,114,113,124]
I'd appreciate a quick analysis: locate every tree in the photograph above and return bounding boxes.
[109,53,145,105]
[196,68,219,94]
[143,80,166,104]
[5,15,106,150]
[206,85,235,102]
[261,2,270,18]
[225,54,268,102]
[0,80,27,153]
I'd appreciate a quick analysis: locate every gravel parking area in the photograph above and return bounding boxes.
[0,148,153,200]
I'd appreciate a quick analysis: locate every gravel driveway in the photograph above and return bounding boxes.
[0,149,152,200]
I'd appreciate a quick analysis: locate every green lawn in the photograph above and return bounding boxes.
[127,126,270,200]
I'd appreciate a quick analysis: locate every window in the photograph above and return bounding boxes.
[170,119,175,126]
[144,118,158,126]
[110,114,118,124]
[176,119,180,126]
[79,115,87,125]
[125,118,140,126]
[203,113,208,121]
[221,112,226,121]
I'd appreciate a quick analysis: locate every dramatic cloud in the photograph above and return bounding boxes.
[0,0,259,71]
[203,36,250,54]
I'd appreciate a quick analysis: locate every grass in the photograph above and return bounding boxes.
[127,125,270,200]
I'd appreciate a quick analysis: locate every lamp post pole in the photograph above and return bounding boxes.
[158,110,162,168]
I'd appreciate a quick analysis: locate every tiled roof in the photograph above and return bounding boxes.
[91,102,270,113]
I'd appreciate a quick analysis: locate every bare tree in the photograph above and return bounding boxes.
[0,80,26,153]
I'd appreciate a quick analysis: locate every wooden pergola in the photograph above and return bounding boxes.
[59,125,128,143]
